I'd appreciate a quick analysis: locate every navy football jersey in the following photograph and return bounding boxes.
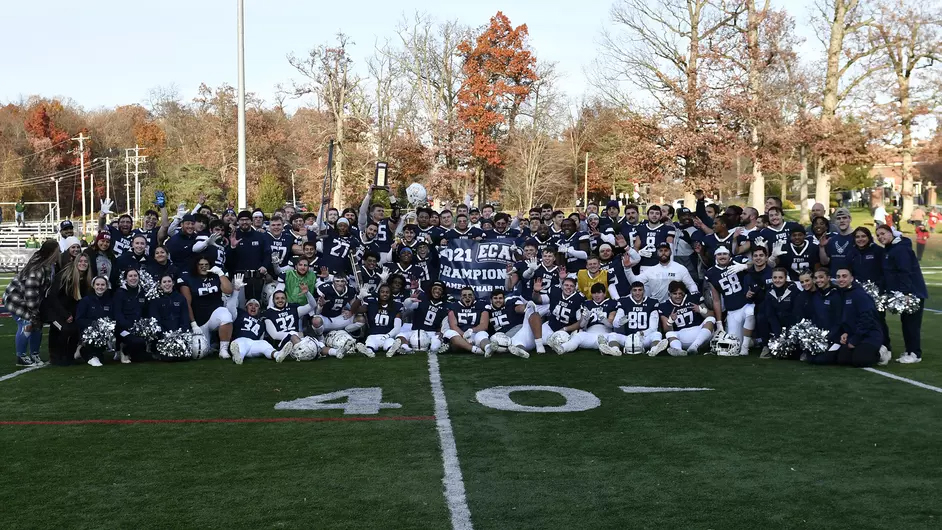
[746,266,775,304]
[132,226,160,257]
[558,231,590,271]
[108,226,134,258]
[357,266,383,294]
[485,296,525,333]
[263,304,304,336]
[581,299,618,329]
[319,235,357,274]
[417,225,445,245]
[527,234,559,254]
[316,284,356,318]
[617,295,659,333]
[384,262,422,284]
[534,264,561,296]
[758,222,804,249]
[289,229,317,255]
[365,297,402,335]
[484,227,521,241]
[233,309,265,341]
[351,236,382,264]
[701,232,738,267]
[264,230,295,269]
[415,298,449,332]
[450,300,485,331]
[780,241,818,281]
[658,294,706,331]
[706,265,750,312]
[180,272,222,324]
[635,223,675,267]
[547,287,585,331]
[443,227,485,241]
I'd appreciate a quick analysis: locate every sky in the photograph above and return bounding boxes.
[0,0,819,112]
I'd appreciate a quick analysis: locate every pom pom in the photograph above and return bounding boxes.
[155,330,193,361]
[130,317,161,341]
[768,332,794,358]
[120,269,161,301]
[81,317,116,350]
[884,291,921,315]
[770,319,830,358]
[861,281,886,312]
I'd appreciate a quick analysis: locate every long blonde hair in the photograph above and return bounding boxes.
[59,252,92,301]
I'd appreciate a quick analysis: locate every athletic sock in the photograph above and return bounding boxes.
[535,339,546,354]
[739,336,752,355]
[670,340,682,350]
[219,341,230,354]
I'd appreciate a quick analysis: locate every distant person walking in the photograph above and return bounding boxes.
[873,203,887,227]
[15,198,25,227]
[915,225,929,261]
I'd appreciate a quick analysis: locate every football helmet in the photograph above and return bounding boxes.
[710,331,740,357]
[189,334,211,360]
[546,330,571,355]
[291,337,322,361]
[409,331,433,352]
[325,330,356,357]
[490,332,511,352]
[623,332,645,355]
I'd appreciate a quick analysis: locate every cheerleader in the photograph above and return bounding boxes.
[116,234,153,273]
[44,251,91,365]
[226,274,276,364]
[761,268,800,359]
[113,269,148,363]
[354,283,403,358]
[147,274,192,338]
[178,256,234,359]
[145,245,180,284]
[75,276,114,367]
[851,227,891,354]
[810,266,888,367]
[86,231,117,287]
[808,269,843,346]
[875,225,927,364]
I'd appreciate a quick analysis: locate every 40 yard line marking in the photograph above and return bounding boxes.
[427,351,473,530]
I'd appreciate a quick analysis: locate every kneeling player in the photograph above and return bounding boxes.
[355,283,403,358]
[655,281,716,356]
[443,286,485,355]
[395,281,449,354]
[705,247,754,355]
[573,283,619,355]
[600,281,665,356]
[226,274,276,364]
[265,288,341,361]
[310,276,358,334]
[479,289,528,358]
[511,276,584,355]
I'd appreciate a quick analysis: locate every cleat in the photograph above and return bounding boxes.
[483,344,493,358]
[230,342,244,365]
[648,339,669,357]
[274,342,294,363]
[667,347,686,357]
[597,336,620,357]
[87,356,103,367]
[508,345,530,359]
[471,346,484,355]
[219,350,231,360]
[386,341,402,358]
[355,343,375,358]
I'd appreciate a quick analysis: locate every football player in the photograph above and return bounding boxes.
[571,283,618,354]
[655,281,716,356]
[178,256,234,359]
[600,281,665,356]
[443,286,486,355]
[311,276,358,334]
[634,205,676,270]
[355,283,403,358]
[705,247,754,356]
[396,280,450,354]
[512,276,584,355]
[226,274,278,364]
[264,286,340,360]
[480,289,528,358]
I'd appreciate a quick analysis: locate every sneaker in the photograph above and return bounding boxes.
[120,352,132,364]
[534,340,546,355]
[508,345,530,359]
[899,352,922,364]
[87,357,103,367]
[648,339,670,357]
[30,354,45,366]
[219,349,231,360]
[354,343,373,358]
[799,353,809,362]
[15,356,35,367]
[386,341,402,358]
[896,352,912,363]
[759,347,772,359]
[878,345,891,366]
[483,344,494,358]
[230,342,244,365]
[471,346,484,355]
[667,347,686,357]
[274,342,294,363]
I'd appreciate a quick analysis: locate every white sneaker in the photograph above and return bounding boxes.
[219,349,231,360]
[895,352,911,363]
[686,343,701,356]
[87,356,103,367]
[274,342,294,363]
[483,344,494,358]
[471,345,484,355]
[899,352,922,364]
[667,347,686,357]
[120,352,132,364]
[386,341,402,358]
[648,339,670,357]
[508,345,530,359]
[230,342,244,365]
[355,343,375,358]
[878,345,891,366]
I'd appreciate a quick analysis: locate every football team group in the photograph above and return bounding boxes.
[2,185,927,369]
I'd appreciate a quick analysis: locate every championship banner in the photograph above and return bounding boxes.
[438,240,516,297]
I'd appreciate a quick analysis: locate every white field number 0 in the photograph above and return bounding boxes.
[274,386,712,415]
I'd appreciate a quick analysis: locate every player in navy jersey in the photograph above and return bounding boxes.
[525,224,559,254]
[599,200,625,233]
[354,284,403,358]
[351,222,384,265]
[395,281,451,354]
[359,189,399,254]
[264,287,339,360]
[356,252,384,295]
[96,203,135,258]
[705,247,754,355]
[634,205,676,270]
[566,283,618,354]
[288,214,317,257]
[476,290,528,358]
[556,219,591,272]
[443,286,486,355]
[263,216,295,272]
[415,208,446,244]
[777,226,818,282]
[178,255,234,359]
[698,214,739,269]
[317,218,358,275]
[485,213,521,241]
[756,206,804,251]
[132,208,169,257]
[600,281,665,356]
[512,276,584,355]
[818,208,856,277]
[385,247,423,287]
[225,274,278,364]
[311,276,358,334]
[442,214,485,243]
[505,242,540,300]
[657,281,716,356]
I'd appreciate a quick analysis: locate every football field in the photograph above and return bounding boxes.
[1,311,941,529]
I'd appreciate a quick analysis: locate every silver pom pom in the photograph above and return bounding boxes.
[861,281,886,312]
[770,319,830,358]
[130,317,162,341]
[81,317,117,350]
[155,330,193,360]
[884,291,921,314]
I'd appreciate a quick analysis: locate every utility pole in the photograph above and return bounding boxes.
[583,152,589,209]
[125,145,147,221]
[291,170,297,207]
[72,132,89,235]
[104,157,111,204]
[236,0,247,210]
[90,172,95,221]
[125,154,131,215]
[51,177,62,225]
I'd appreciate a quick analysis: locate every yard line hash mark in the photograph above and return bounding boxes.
[0,416,434,426]
[427,350,474,530]
[0,364,47,383]
[862,368,942,394]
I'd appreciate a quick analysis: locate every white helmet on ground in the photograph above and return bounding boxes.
[409,331,433,352]
[325,330,356,357]
[546,330,571,354]
[189,334,211,359]
[710,331,740,357]
[623,332,645,355]
[291,336,322,361]
[406,183,428,206]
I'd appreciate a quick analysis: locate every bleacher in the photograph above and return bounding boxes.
[0,222,58,249]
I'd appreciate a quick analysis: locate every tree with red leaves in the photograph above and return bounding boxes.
[457,12,538,202]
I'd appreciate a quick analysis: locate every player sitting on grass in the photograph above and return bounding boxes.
[479,289,528,358]
[264,287,338,362]
[654,281,715,357]
[443,286,486,355]
[512,276,584,355]
[395,280,450,355]
[226,273,277,364]
[354,283,403,358]
[600,281,665,356]
[573,283,618,355]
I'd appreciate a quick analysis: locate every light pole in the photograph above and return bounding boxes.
[51,177,61,225]
[236,0,247,210]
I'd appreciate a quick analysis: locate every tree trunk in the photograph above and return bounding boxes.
[332,122,345,208]
[899,76,914,221]
[814,160,829,208]
[799,145,810,223]
[747,0,764,211]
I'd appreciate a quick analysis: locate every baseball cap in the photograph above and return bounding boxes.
[678,207,692,215]
[237,211,252,220]
[606,200,620,208]
[252,211,264,218]
[834,207,851,219]
[657,242,671,250]
[60,220,73,230]
[587,213,600,220]
[181,213,195,222]
[336,218,350,226]
[96,231,111,242]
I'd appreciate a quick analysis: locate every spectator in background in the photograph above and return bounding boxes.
[873,203,888,227]
[15,198,25,227]
[891,209,901,227]
[929,207,940,232]
[3,240,60,367]
[909,206,925,227]
[25,235,39,249]
[915,225,929,261]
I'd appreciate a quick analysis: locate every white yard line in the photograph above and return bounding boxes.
[862,367,942,394]
[0,363,46,382]
[426,351,473,530]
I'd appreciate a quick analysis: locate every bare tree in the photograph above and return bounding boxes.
[367,40,416,160]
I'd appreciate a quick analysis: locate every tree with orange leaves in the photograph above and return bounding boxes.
[457,12,538,202]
